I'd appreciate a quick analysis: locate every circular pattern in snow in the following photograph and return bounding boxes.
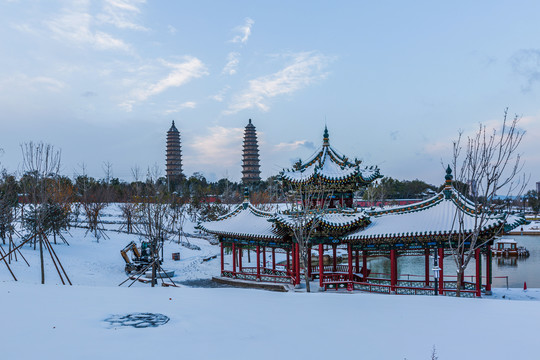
[105,313,169,328]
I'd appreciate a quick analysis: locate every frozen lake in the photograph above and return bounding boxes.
[367,235,540,288]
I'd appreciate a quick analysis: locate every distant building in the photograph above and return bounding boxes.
[241,119,261,184]
[537,181,540,194]
[166,120,183,187]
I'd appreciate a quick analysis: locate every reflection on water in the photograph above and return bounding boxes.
[368,235,540,288]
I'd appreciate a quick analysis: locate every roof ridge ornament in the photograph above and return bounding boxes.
[443,165,453,199]
[323,125,329,147]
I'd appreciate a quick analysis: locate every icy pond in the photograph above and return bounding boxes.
[368,235,540,288]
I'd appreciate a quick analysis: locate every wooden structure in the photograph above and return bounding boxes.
[241,119,261,184]
[199,128,526,297]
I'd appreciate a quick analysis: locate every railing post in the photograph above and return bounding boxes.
[319,243,324,289]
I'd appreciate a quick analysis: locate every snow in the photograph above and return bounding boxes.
[2,203,540,359]
[347,192,504,240]
[2,282,540,360]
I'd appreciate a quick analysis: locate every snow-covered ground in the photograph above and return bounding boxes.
[2,204,540,359]
[507,219,540,234]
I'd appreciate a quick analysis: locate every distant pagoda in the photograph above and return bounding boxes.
[241,119,261,183]
[166,120,183,186]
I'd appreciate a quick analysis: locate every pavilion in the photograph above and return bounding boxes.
[198,128,526,297]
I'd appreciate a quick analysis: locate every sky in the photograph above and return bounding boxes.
[1,0,539,188]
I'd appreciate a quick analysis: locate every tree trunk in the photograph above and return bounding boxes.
[39,233,45,284]
[456,257,463,297]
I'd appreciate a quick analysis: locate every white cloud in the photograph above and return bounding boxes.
[274,140,310,152]
[45,1,131,52]
[222,52,240,75]
[167,25,177,34]
[210,86,231,102]
[230,18,254,44]
[97,0,148,31]
[187,126,244,166]
[225,52,331,114]
[163,101,197,115]
[0,74,66,92]
[120,57,208,111]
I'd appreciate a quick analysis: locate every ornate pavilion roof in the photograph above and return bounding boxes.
[197,198,283,241]
[343,168,509,244]
[274,208,370,235]
[280,126,381,187]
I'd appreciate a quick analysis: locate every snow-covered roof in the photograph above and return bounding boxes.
[494,239,517,244]
[275,208,369,232]
[345,188,506,242]
[197,201,282,240]
[280,127,381,185]
[504,213,529,233]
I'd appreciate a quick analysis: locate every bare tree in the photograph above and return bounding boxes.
[448,109,527,296]
[286,179,331,292]
[19,142,70,284]
[135,165,174,287]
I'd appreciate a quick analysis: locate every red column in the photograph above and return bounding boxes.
[355,250,360,273]
[307,246,312,279]
[332,245,337,272]
[256,245,261,280]
[232,243,236,276]
[263,246,267,271]
[319,244,324,288]
[475,248,481,297]
[220,242,224,274]
[438,248,444,295]
[238,245,243,271]
[486,245,492,293]
[390,249,396,292]
[296,243,301,285]
[424,248,430,287]
[348,244,353,281]
[272,248,276,271]
[362,251,368,281]
[291,245,295,281]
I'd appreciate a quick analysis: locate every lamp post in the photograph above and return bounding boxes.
[432,250,440,296]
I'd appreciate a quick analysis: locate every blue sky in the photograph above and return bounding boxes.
[1,0,539,188]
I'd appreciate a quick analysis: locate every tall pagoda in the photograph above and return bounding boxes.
[166,120,183,185]
[241,119,261,184]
